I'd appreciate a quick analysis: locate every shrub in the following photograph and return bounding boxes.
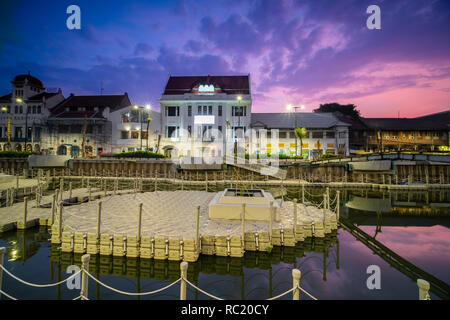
[107,151,166,159]
[321,153,340,159]
[0,151,39,158]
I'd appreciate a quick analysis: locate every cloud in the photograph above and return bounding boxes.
[134,42,153,56]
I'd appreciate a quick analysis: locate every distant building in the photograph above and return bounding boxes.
[361,111,450,152]
[250,113,350,158]
[0,73,65,152]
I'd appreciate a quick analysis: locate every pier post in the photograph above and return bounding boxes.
[336,191,340,221]
[269,201,274,242]
[138,203,143,243]
[0,247,4,298]
[241,204,246,248]
[80,254,90,300]
[302,183,305,204]
[19,197,28,229]
[180,262,188,300]
[417,279,430,300]
[96,202,102,237]
[292,269,301,300]
[195,206,200,250]
[58,201,63,240]
[326,187,330,209]
[51,194,56,225]
[293,199,298,233]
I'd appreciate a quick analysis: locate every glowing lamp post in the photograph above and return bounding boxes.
[287,104,305,156]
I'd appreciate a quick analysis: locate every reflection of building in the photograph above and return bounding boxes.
[251,113,350,158]
[0,73,64,152]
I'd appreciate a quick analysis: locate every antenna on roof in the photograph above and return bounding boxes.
[100,81,104,95]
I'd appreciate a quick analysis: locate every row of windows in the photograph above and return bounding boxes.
[277,131,346,139]
[0,105,42,114]
[121,110,150,123]
[120,130,149,139]
[0,126,42,139]
[381,132,444,139]
[162,127,348,140]
[65,106,100,112]
[166,105,247,117]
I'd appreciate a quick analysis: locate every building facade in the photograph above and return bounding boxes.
[359,111,450,153]
[47,93,132,156]
[250,113,350,159]
[158,75,251,158]
[110,105,161,154]
[0,74,65,152]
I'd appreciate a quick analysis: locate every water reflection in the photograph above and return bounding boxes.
[0,188,449,300]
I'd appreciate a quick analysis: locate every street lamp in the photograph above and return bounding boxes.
[287,104,305,156]
[16,97,29,151]
[235,96,243,155]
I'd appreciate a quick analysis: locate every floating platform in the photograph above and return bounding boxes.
[208,188,280,221]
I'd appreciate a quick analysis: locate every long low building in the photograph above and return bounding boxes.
[250,112,350,159]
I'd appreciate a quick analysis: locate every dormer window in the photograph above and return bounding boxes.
[198,84,214,93]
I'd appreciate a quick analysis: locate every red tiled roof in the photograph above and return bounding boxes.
[50,93,131,118]
[163,75,250,95]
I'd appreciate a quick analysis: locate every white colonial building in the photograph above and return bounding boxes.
[0,73,65,152]
[158,75,252,157]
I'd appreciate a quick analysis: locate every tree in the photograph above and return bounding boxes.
[294,127,307,158]
[314,103,360,119]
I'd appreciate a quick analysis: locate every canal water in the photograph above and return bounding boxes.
[1,188,449,300]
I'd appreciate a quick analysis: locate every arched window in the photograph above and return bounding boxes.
[57,145,67,155]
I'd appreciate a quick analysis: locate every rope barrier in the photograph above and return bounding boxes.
[299,285,318,300]
[182,276,224,300]
[0,289,18,300]
[0,264,82,288]
[266,286,296,300]
[85,270,181,296]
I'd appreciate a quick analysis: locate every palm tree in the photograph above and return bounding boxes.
[294,127,307,158]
